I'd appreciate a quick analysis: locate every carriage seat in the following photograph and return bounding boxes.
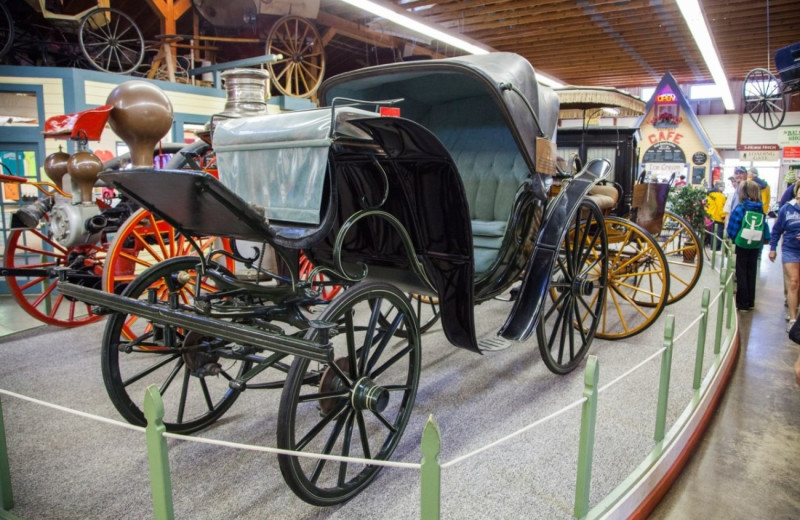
[426,100,532,275]
[586,183,619,213]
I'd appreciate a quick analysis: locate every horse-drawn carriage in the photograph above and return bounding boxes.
[36,52,688,504]
[0,0,145,74]
[743,41,800,130]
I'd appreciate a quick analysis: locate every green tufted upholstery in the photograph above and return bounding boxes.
[425,96,530,274]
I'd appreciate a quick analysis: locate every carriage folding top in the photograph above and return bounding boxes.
[97,53,604,355]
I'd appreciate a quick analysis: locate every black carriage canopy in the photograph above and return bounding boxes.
[318,52,560,176]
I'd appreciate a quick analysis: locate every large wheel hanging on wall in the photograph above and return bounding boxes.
[266,15,326,98]
[79,7,145,75]
[743,68,786,130]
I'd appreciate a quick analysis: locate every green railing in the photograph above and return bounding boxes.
[0,243,737,520]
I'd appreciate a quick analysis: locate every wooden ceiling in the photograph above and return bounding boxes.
[41,0,800,94]
[318,0,800,89]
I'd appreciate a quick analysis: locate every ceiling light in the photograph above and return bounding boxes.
[675,0,735,110]
[336,0,565,88]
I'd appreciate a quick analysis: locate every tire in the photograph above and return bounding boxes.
[101,256,250,433]
[277,281,421,505]
[537,199,608,374]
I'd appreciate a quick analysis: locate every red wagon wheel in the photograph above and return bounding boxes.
[102,209,227,294]
[4,226,105,327]
[266,16,325,98]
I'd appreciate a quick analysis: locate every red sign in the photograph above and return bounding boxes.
[784,147,800,159]
[738,144,780,150]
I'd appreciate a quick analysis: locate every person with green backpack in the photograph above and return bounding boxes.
[727,180,770,312]
[769,181,800,331]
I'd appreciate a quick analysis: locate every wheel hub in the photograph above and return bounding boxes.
[318,357,350,414]
[572,274,594,296]
[181,331,221,376]
[351,377,389,413]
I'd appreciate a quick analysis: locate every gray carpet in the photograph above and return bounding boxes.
[0,257,729,519]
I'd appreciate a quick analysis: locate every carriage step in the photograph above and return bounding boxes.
[478,336,512,352]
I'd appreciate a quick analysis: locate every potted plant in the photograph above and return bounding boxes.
[667,185,708,260]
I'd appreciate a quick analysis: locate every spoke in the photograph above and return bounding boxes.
[47,293,65,317]
[337,411,356,487]
[371,344,413,380]
[18,275,47,292]
[31,281,58,307]
[158,358,184,396]
[121,353,181,387]
[200,377,214,411]
[176,368,191,423]
[295,399,347,451]
[355,409,372,459]
[366,311,403,374]
[310,411,347,484]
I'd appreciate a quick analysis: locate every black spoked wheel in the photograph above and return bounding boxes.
[537,199,608,374]
[278,281,421,505]
[743,68,786,130]
[79,8,145,74]
[102,256,251,434]
[0,3,14,60]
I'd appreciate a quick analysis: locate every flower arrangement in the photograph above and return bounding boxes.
[651,112,682,127]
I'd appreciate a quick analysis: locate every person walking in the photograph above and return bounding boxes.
[768,180,800,331]
[706,180,727,250]
[724,166,748,226]
[748,167,771,214]
[727,180,770,312]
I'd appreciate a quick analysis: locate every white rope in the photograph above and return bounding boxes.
[162,431,420,469]
[672,312,704,344]
[441,397,588,469]
[598,347,665,394]
[0,388,145,433]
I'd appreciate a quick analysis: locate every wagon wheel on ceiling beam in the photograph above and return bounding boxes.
[266,15,326,99]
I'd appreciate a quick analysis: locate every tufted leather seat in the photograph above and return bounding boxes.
[425,98,531,274]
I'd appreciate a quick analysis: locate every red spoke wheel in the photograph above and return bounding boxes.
[4,227,105,327]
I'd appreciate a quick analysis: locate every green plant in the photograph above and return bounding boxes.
[667,185,707,236]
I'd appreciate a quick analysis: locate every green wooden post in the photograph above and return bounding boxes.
[726,253,736,330]
[0,397,13,512]
[714,259,726,354]
[574,355,599,519]
[654,316,675,442]
[694,289,710,389]
[711,235,718,269]
[420,415,441,520]
[144,386,174,520]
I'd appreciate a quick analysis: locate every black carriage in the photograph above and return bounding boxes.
[743,41,800,130]
[58,53,615,504]
[0,0,145,74]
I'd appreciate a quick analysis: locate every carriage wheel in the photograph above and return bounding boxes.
[102,257,251,433]
[743,68,786,130]
[537,199,608,374]
[278,281,421,505]
[653,211,703,305]
[4,227,105,327]
[102,209,225,295]
[0,2,14,60]
[595,217,669,340]
[79,7,145,75]
[266,16,326,98]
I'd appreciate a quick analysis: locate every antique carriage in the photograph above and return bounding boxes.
[743,41,800,130]
[55,52,622,504]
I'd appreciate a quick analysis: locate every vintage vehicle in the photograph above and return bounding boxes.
[743,41,800,130]
[0,0,145,74]
[55,53,679,505]
[0,98,224,327]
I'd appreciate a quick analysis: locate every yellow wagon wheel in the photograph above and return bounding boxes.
[652,211,703,305]
[266,15,325,98]
[595,216,669,340]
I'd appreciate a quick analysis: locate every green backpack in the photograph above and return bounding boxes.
[734,210,765,249]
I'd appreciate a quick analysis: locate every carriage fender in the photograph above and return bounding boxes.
[499,158,611,341]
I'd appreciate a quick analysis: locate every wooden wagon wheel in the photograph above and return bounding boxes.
[79,7,145,75]
[266,15,325,98]
[743,68,786,130]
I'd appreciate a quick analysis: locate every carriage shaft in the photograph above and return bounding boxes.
[56,282,333,363]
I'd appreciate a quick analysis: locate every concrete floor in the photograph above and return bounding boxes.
[650,253,800,519]
[1,249,798,518]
